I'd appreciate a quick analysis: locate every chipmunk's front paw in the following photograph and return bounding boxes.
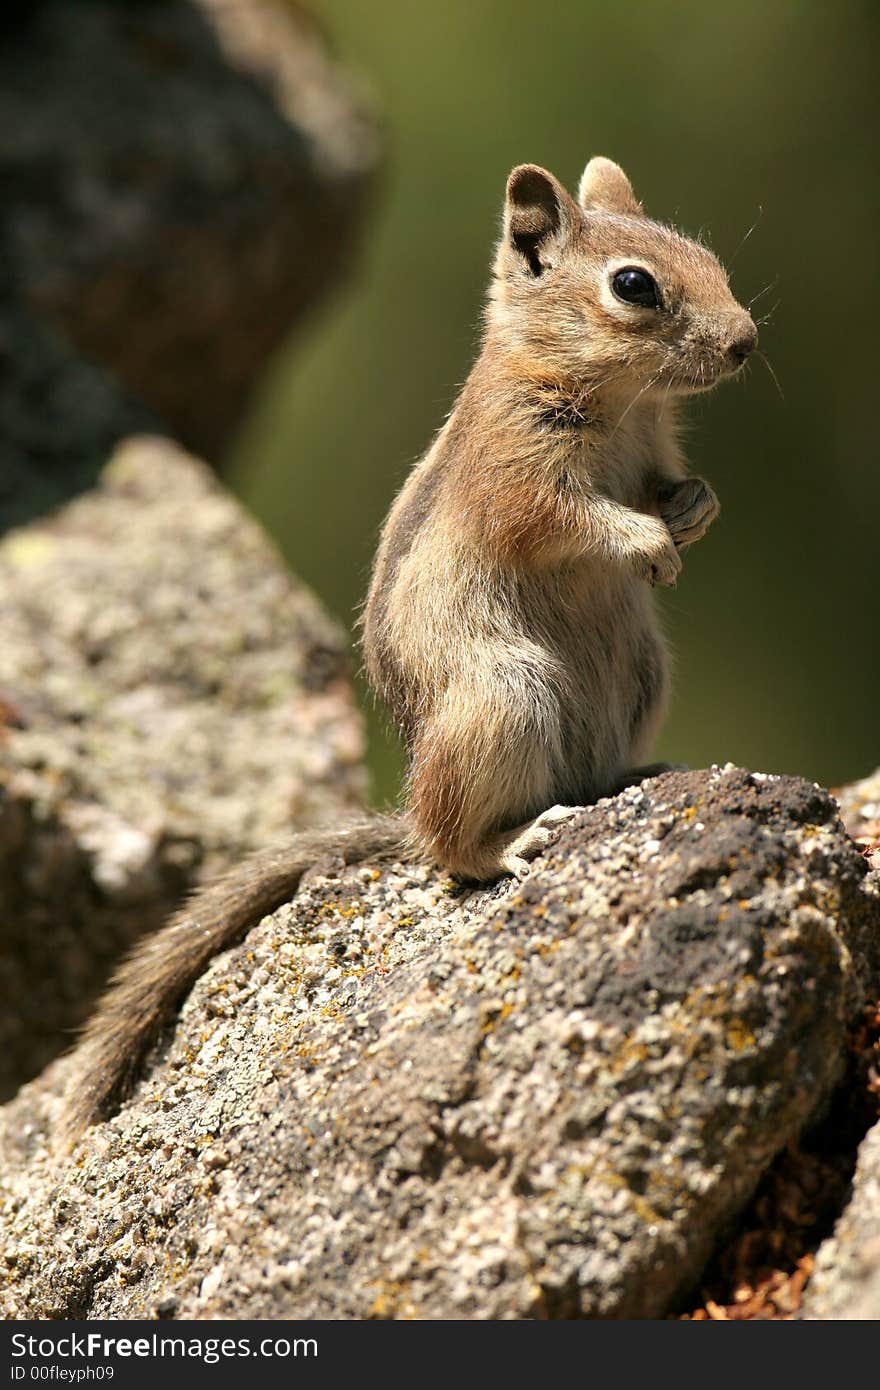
[659,477,719,548]
[640,536,682,588]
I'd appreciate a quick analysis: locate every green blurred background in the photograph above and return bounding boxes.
[229,0,879,806]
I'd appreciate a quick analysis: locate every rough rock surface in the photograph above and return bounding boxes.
[800,767,880,1319]
[2,766,877,1319]
[0,0,378,477]
[0,437,366,1097]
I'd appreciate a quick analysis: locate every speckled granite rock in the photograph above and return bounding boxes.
[1,0,378,477]
[0,436,366,1097]
[2,766,876,1319]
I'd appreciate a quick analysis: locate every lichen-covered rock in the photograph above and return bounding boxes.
[1,0,378,470]
[0,436,366,1097]
[2,766,876,1319]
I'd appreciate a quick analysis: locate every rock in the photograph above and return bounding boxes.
[796,768,880,1320]
[803,1122,880,1319]
[0,0,376,1103]
[0,436,366,1097]
[1,0,378,474]
[2,766,876,1319]
[0,302,154,534]
[834,766,880,874]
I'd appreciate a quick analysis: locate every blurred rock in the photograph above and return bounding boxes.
[0,437,366,1098]
[0,0,378,482]
[803,1122,880,1319]
[2,766,876,1319]
[0,302,154,534]
[797,768,880,1320]
[834,766,880,874]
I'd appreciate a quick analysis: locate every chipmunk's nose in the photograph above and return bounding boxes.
[727,316,758,366]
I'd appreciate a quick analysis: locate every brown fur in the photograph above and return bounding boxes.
[365,155,754,878]
[63,155,754,1137]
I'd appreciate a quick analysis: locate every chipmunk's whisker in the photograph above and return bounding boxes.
[748,275,779,310]
[755,349,784,401]
[610,371,662,437]
[729,206,763,264]
[755,298,781,328]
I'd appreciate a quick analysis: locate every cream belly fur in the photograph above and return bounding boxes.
[370,514,669,877]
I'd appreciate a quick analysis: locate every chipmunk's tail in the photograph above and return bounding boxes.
[61,814,406,1143]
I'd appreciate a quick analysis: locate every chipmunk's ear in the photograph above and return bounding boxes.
[577,156,643,216]
[502,164,577,276]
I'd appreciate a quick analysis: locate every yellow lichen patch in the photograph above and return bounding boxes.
[367,1281,418,1319]
[561,1157,598,1185]
[610,1038,649,1074]
[319,901,363,921]
[661,981,756,1065]
[630,1191,663,1227]
[568,1162,663,1227]
[533,939,560,956]
[726,1020,757,1052]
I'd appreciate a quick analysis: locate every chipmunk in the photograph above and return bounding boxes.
[63,155,756,1136]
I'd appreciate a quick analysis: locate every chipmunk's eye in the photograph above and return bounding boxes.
[610,266,661,309]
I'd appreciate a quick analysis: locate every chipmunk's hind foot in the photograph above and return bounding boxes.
[496,804,584,880]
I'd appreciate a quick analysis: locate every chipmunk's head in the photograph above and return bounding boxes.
[489,157,757,401]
